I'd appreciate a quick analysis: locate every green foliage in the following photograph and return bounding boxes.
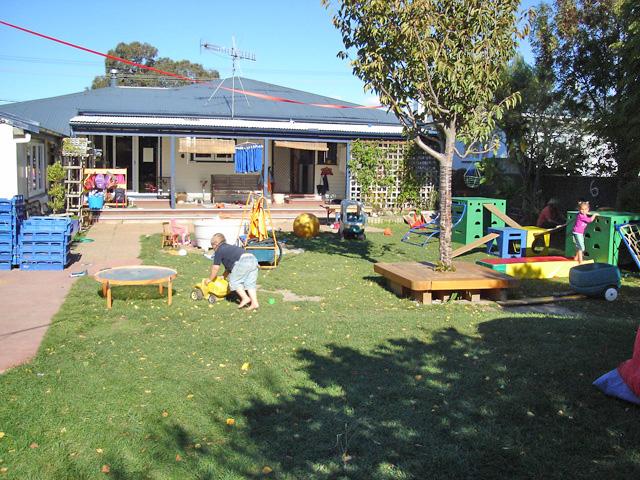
[349,140,394,207]
[91,41,219,88]
[534,0,640,191]
[397,142,438,211]
[46,162,65,213]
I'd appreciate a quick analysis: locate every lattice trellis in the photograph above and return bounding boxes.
[349,141,438,209]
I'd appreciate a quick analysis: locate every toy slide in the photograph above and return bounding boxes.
[482,203,522,228]
[451,233,499,258]
[617,223,640,270]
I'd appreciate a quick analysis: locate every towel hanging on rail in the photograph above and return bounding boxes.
[235,143,263,174]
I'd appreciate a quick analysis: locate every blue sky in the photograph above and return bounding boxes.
[0,0,537,106]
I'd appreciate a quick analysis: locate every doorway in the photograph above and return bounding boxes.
[290,149,314,194]
[138,137,158,192]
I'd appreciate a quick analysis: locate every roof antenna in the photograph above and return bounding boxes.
[201,37,256,118]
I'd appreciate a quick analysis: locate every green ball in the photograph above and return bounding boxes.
[268,298,276,305]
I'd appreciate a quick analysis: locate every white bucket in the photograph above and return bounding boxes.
[193,217,246,250]
[273,193,285,204]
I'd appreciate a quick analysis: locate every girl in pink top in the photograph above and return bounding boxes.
[572,201,598,263]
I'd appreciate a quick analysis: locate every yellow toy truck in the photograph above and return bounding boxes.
[190,277,230,304]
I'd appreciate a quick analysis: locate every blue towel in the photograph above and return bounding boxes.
[235,145,263,173]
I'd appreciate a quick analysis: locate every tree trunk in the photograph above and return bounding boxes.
[439,127,456,268]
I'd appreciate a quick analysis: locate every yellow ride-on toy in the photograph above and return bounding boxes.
[191,277,230,304]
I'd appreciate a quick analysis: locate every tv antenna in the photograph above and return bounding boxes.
[201,37,256,118]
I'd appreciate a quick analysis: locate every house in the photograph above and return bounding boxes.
[1,78,438,211]
[0,111,62,203]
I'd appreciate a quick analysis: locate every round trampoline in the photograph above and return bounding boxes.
[94,265,178,309]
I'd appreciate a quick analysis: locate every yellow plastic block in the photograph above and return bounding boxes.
[504,259,593,279]
[523,226,550,257]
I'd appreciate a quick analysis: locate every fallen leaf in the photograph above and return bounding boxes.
[0,467,7,474]
[162,411,169,418]
[101,464,110,473]
[186,394,194,400]
[241,362,250,371]
[226,418,235,426]
[175,454,182,462]
[262,466,273,474]
[0,432,4,439]
[30,442,39,449]
[96,448,104,454]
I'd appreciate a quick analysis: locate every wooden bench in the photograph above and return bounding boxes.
[210,174,261,203]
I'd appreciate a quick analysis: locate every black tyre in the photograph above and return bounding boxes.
[208,295,218,304]
[191,289,204,301]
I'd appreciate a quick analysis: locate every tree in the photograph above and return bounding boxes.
[496,55,590,223]
[534,0,640,203]
[91,41,219,89]
[324,0,528,267]
[46,162,65,213]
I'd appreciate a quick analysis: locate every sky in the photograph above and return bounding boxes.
[0,0,537,107]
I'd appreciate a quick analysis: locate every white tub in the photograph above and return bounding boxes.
[194,217,246,250]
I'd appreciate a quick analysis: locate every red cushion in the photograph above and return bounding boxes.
[618,327,640,397]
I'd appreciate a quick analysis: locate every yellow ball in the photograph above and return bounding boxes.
[293,213,320,238]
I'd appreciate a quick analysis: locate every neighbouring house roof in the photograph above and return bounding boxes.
[0,111,40,133]
[0,77,403,139]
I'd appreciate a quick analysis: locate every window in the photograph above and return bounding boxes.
[317,143,338,165]
[190,153,234,163]
[26,143,46,196]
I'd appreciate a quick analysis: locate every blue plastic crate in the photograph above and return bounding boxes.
[21,218,73,234]
[18,251,68,263]
[19,261,66,271]
[0,261,11,271]
[0,252,12,262]
[19,231,69,242]
[19,242,69,254]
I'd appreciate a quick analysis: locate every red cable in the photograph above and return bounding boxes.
[0,19,383,110]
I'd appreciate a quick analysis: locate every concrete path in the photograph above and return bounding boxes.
[0,223,158,373]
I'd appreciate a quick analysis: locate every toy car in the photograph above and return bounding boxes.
[569,262,621,301]
[191,277,230,304]
[337,199,367,240]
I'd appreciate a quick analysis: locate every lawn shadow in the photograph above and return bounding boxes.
[216,316,640,479]
[282,232,408,264]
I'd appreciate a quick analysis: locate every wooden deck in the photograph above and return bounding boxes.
[374,261,518,304]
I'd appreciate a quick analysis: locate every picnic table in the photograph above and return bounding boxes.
[94,265,177,309]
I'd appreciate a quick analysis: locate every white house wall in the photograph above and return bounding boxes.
[0,124,19,199]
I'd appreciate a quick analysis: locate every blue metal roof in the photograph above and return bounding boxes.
[0,111,40,133]
[0,77,400,137]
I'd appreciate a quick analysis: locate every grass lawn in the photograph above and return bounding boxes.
[1,224,639,479]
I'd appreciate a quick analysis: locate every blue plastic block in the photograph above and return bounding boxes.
[487,227,527,258]
[19,261,66,271]
[19,231,69,242]
[18,252,68,263]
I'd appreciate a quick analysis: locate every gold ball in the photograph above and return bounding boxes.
[293,213,320,238]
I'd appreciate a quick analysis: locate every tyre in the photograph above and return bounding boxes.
[191,289,204,301]
[208,295,218,304]
[603,286,618,302]
[358,233,366,241]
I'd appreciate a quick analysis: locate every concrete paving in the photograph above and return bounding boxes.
[0,223,159,373]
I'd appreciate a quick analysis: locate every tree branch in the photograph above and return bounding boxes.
[414,135,445,163]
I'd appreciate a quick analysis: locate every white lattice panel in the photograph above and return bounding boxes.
[349,141,438,209]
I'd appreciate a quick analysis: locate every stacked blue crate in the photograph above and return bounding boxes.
[18,217,74,271]
[0,195,26,270]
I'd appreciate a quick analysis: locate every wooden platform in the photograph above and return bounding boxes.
[374,261,518,304]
